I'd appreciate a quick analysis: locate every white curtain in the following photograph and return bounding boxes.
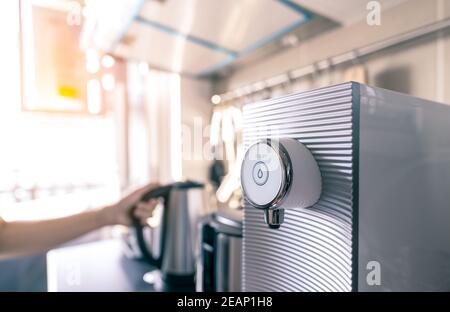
[145,69,182,183]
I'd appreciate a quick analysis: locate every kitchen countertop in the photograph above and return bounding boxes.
[46,238,157,292]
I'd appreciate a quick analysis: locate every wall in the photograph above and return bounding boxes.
[216,0,450,105]
[141,69,181,183]
[180,77,213,182]
[129,69,213,185]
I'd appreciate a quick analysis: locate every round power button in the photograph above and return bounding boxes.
[240,140,287,208]
[241,138,322,229]
[252,162,269,185]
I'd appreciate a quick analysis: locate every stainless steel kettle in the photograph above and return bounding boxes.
[196,208,243,292]
[132,181,205,288]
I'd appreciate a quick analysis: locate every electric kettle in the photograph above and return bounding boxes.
[196,208,243,292]
[132,181,205,289]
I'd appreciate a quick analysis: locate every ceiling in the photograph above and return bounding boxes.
[112,0,312,77]
[81,0,408,78]
[292,0,408,26]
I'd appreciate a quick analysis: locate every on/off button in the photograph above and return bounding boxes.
[252,161,269,186]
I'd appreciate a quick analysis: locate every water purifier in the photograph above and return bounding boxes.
[240,82,450,291]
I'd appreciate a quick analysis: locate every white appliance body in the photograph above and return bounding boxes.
[241,82,450,291]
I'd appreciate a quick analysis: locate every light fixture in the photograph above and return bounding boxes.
[101,54,115,68]
[211,94,221,105]
[85,49,100,74]
[101,73,115,91]
[281,34,299,47]
[87,79,101,114]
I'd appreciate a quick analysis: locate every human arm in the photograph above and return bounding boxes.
[0,182,159,259]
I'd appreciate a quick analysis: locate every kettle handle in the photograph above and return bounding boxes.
[131,185,173,268]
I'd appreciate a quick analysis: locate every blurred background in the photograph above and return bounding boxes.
[0,0,449,291]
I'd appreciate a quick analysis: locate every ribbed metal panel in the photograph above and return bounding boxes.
[242,82,356,292]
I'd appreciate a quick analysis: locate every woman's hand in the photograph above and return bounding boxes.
[0,182,162,259]
[101,182,161,226]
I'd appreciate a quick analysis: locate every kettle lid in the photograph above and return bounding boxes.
[213,207,243,235]
[216,207,242,224]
